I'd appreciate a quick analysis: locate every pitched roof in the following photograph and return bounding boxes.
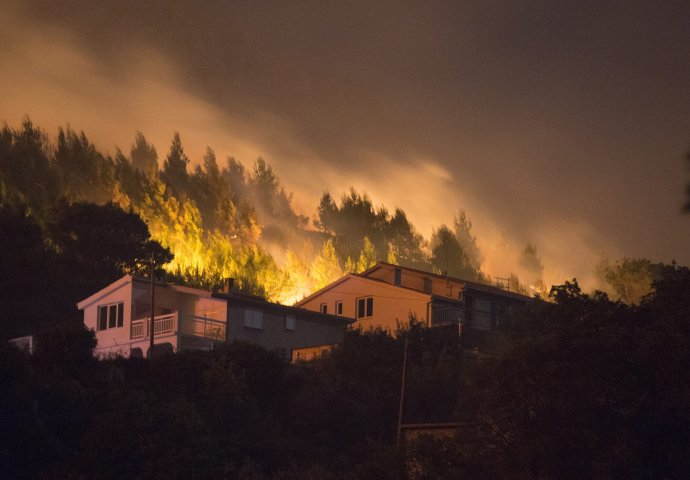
[293,272,432,307]
[77,274,134,310]
[361,261,532,302]
[214,291,354,325]
[77,274,220,310]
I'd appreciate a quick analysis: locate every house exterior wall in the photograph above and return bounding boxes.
[298,275,431,332]
[364,264,465,300]
[82,278,144,358]
[226,305,347,360]
[81,276,350,360]
[80,276,228,358]
[298,264,531,334]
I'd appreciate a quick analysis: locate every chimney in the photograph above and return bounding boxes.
[222,278,235,294]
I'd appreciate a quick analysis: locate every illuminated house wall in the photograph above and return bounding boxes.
[296,273,431,332]
[362,262,467,300]
[78,275,353,359]
[297,262,531,333]
[77,275,227,358]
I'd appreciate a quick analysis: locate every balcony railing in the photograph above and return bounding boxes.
[130,313,177,339]
[130,312,226,341]
[181,315,226,341]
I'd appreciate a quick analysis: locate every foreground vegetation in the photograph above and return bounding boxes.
[2,264,689,479]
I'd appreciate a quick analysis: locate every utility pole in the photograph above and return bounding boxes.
[396,333,410,448]
[149,253,156,359]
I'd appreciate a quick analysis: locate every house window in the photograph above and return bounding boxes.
[97,302,124,331]
[394,268,402,285]
[464,295,474,326]
[356,297,374,319]
[335,301,343,315]
[423,277,432,294]
[244,309,263,330]
[285,314,296,331]
[320,303,328,314]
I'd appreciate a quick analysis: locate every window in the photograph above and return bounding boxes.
[108,305,117,328]
[423,277,432,294]
[320,303,328,314]
[464,295,474,326]
[244,309,263,330]
[356,297,374,319]
[335,301,343,315]
[394,268,402,285]
[285,314,296,331]
[97,302,124,331]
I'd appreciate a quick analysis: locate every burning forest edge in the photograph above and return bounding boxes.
[0,118,667,314]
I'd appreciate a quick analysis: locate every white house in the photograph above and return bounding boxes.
[77,275,353,359]
[77,275,227,358]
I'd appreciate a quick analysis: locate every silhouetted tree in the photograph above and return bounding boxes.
[130,131,158,177]
[0,118,61,215]
[430,224,479,280]
[387,208,427,269]
[455,271,690,478]
[54,126,112,203]
[47,202,172,300]
[453,210,482,272]
[0,205,66,338]
[596,257,657,305]
[160,132,190,199]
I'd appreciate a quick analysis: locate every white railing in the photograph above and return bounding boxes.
[130,313,178,339]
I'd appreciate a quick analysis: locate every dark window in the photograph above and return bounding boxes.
[320,303,328,314]
[336,301,343,315]
[490,301,498,330]
[98,306,108,331]
[356,297,374,318]
[394,268,402,285]
[109,305,117,328]
[243,309,263,330]
[465,295,474,325]
[98,302,124,331]
[424,277,432,293]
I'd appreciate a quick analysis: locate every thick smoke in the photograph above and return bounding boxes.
[3,2,685,292]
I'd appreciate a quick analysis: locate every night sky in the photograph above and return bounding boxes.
[2,1,689,287]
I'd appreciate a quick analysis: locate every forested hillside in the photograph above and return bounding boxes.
[0,119,508,304]
[0,118,669,337]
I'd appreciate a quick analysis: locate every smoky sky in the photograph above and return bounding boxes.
[2,0,690,286]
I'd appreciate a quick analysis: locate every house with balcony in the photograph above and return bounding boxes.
[295,262,531,333]
[77,275,352,359]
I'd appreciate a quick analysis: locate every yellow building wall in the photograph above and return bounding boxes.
[365,264,465,300]
[299,275,431,333]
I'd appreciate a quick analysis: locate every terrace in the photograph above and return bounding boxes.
[130,312,226,341]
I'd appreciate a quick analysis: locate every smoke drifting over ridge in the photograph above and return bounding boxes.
[2,1,690,290]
